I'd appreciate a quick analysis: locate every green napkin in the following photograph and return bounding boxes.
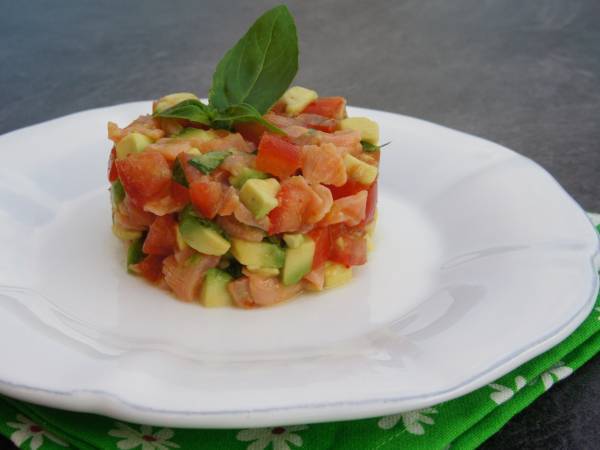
[1,219,598,450]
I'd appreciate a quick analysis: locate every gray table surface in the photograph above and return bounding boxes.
[1,1,599,448]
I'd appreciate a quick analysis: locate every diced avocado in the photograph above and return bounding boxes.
[246,266,280,277]
[229,167,269,189]
[239,178,280,219]
[283,234,304,249]
[282,235,315,286]
[112,223,142,241]
[344,154,378,185]
[199,268,234,307]
[282,86,318,115]
[127,236,145,272]
[340,117,379,144]
[154,92,199,113]
[116,132,153,160]
[324,262,353,289]
[230,239,285,269]
[179,215,231,256]
[177,128,216,142]
[111,180,125,207]
[175,223,188,251]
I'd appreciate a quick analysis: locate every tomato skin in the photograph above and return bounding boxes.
[143,215,177,256]
[296,113,337,133]
[329,225,367,267]
[308,227,331,269]
[136,255,165,282]
[302,97,346,120]
[189,180,223,219]
[234,121,268,146]
[327,179,369,200]
[108,147,118,182]
[256,134,301,179]
[116,151,172,208]
[363,180,378,225]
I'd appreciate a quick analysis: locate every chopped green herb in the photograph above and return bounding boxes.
[189,150,232,175]
[224,259,244,279]
[172,158,189,187]
[153,99,213,125]
[361,140,390,153]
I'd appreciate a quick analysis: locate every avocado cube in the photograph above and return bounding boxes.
[340,117,379,144]
[282,86,318,115]
[116,132,153,160]
[246,266,280,277]
[200,268,234,307]
[344,154,378,185]
[283,234,304,249]
[229,167,269,189]
[230,239,285,269]
[111,180,125,207]
[179,216,231,256]
[239,178,280,220]
[154,92,199,113]
[282,236,315,285]
[177,128,216,142]
[324,262,353,289]
[112,223,142,241]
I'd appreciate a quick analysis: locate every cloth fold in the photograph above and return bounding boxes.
[1,221,598,450]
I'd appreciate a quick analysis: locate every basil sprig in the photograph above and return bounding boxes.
[154,5,297,134]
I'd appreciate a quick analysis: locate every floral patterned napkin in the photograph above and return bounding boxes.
[1,219,598,450]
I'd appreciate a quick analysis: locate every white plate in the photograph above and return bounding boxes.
[0,102,598,428]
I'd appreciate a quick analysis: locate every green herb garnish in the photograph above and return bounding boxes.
[153,5,297,134]
[172,158,189,187]
[361,140,390,153]
[188,150,232,175]
[224,259,244,279]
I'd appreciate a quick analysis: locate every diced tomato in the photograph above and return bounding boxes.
[108,147,118,182]
[327,179,369,200]
[116,151,171,208]
[135,255,166,282]
[308,227,331,269]
[329,225,367,267]
[171,181,190,205]
[143,215,177,255]
[297,113,337,133]
[189,180,224,219]
[269,100,287,114]
[256,134,301,179]
[234,121,268,146]
[302,97,346,120]
[363,180,378,225]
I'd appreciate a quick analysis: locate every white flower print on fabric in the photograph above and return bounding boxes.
[540,361,573,391]
[108,422,179,450]
[237,425,308,450]
[488,375,527,405]
[7,414,68,450]
[377,407,438,435]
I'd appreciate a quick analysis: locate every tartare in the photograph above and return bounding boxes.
[107,6,382,308]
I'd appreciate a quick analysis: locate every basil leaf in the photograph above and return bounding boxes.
[213,103,284,134]
[188,150,232,174]
[172,158,189,187]
[209,5,298,114]
[361,140,390,153]
[154,99,214,125]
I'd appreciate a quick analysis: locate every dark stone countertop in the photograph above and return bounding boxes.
[1,1,598,448]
